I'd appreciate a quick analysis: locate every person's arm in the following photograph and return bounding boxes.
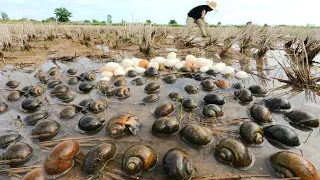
[201,10,206,20]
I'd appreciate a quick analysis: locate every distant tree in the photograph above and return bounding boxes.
[121,19,127,25]
[1,12,9,20]
[54,7,72,22]
[101,21,106,24]
[264,23,268,27]
[168,20,177,25]
[45,17,56,22]
[246,21,252,26]
[92,19,100,24]
[217,22,221,26]
[84,20,91,23]
[107,14,112,24]
[146,20,151,24]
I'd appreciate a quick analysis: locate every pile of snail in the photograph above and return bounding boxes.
[0,51,319,180]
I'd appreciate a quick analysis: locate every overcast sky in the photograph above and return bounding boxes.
[1,0,319,26]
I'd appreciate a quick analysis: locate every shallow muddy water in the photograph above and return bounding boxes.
[0,53,319,179]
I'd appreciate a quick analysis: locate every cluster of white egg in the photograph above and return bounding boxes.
[98,52,248,81]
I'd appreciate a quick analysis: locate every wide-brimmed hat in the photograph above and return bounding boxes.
[206,1,218,12]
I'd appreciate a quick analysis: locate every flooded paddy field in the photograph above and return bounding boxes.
[0,51,319,180]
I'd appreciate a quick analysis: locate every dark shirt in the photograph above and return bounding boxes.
[188,5,211,19]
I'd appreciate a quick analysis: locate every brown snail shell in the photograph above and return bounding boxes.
[144,82,160,94]
[29,86,45,97]
[106,113,140,138]
[269,151,320,180]
[163,74,178,84]
[24,111,49,126]
[0,102,9,114]
[163,148,194,180]
[248,85,268,97]
[31,120,61,141]
[180,124,212,147]
[79,82,95,93]
[56,90,75,102]
[0,142,34,166]
[169,92,184,101]
[83,143,117,174]
[143,94,160,103]
[202,104,224,118]
[114,87,130,99]
[67,68,77,75]
[99,84,115,95]
[50,85,69,96]
[88,100,107,113]
[0,133,22,149]
[7,90,23,101]
[67,76,80,85]
[184,85,200,94]
[6,80,20,89]
[152,117,180,135]
[201,79,217,91]
[234,89,253,103]
[60,105,80,119]
[48,67,59,76]
[240,122,264,145]
[21,98,42,112]
[44,140,80,178]
[131,77,146,86]
[79,72,96,81]
[248,104,273,124]
[47,80,62,89]
[215,79,231,89]
[181,97,198,111]
[214,138,253,170]
[122,145,157,175]
[23,168,46,180]
[154,102,174,118]
[114,79,126,87]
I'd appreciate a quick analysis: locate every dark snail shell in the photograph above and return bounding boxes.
[234,89,253,103]
[0,102,9,114]
[1,142,33,166]
[184,85,200,94]
[145,67,159,77]
[83,143,117,174]
[215,79,231,89]
[79,82,95,93]
[248,105,273,124]
[152,117,180,135]
[106,113,140,138]
[201,79,217,91]
[24,111,49,126]
[181,97,198,111]
[194,73,207,81]
[88,100,107,113]
[206,69,219,75]
[131,77,145,86]
[48,67,59,76]
[122,145,157,175]
[143,94,160,103]
[78,116,106,132]
[21,98,42,112]
[232,82,245,90]
[79,72,96,81]
[44,140,80,178]
[67,76,80,85]
[60,106,80,119]
[39,75,50,84]
[263,125,300,148]
[269,151,320,179]
[154,102,174,118]
[31,120,61,141]
[240,122,264,145]
[114,79,126,87]
[265,97,291,112]
[127,70,138,78]
[0,133,22,149]
[99,85,116,95]
[163,74,178,84]
[67,68,77,75]
[202,104,224,118]
[180,66,192,73]
[114,87,130,99]
[78,99,93,110]
[248,85,268,96]
[163,148,194,180]
[144,82,160,94]
[47,80,62,89]
[204,93,225,105]
[22,167,46,180]
[169,92,184,101]
[214,138,253,170]
[21,85,32,93]
[7,90,22,101]
[6,80,20,89]
[285,110,319,128]
[50,85,69,96]
[180,124,212,147]
[56,90,75,102]
[29,86,45,97]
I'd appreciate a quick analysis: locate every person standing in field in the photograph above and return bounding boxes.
[183,1,218,38]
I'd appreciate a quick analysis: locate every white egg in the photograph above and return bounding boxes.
[134,67,146,74]
[131,58,140,67]
[149,59,155,63]
[212,64,223,72]
[105,62,120,72]
[200,66,210,73]
[114,67,126,76]
[175,63,184,69]
[164,59,177,67]
[206,59,214,65]
[221,66,234,75]
[101,71,114,78]
[155,57,166,64]
[195,58,207,67]
[180,61,186,65]
[186,55,196,63]
[235,71,249,79]
[121,59,134,68]
[167,52,176,60]
[205,63,213,68]
[125,67,135,73]
[101,77,111,82]
[148,62,159,70]
[215,63,226,68]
